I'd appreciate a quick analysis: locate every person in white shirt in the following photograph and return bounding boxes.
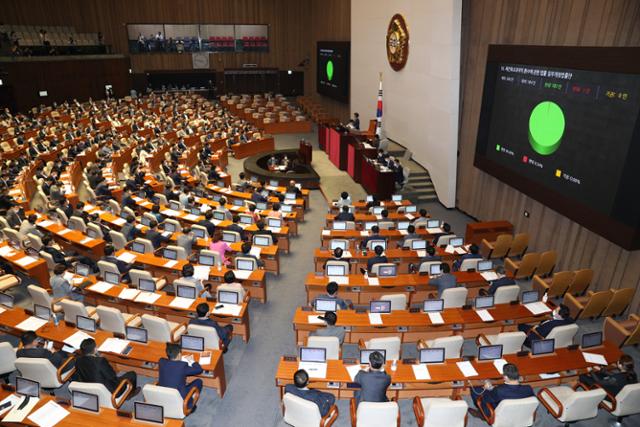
[336,192,351,208]
[217,271,246,302]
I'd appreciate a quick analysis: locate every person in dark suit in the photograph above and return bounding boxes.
[189,303,233,350]
[354,351,391,405]
[399,225,420,247]
[120,215,139,241]
[419,246,441,262]
[227,215,247,241]
[353,112,360,130]
[239,242,264,267]
[469,363,534,418]
[74,338,138,396]
[250,189,267,204]
[102,244,131,280]
[334,205,355,222]
[453,244,483,271]
[367,245,388,273]
[580,354,637,396]
[313,281,350,310]
[17,331,72,370]
[158,343,203,407]
[429,263,457,297]
[285,369,336,416]
[255,220,278,245]
[432,223,453,246]
[361,226,383,250]
[519,304,574,347]
[145,219,170,249]
[198,211,217,237]
[481,266,516,296]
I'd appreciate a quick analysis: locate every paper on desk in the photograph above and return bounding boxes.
[480,272,499,281]
[412,364,431,380]
[346,365,362,381]
[118,288,140,300]
[199,352,212,366]
[233,269,252,280]
[367,277,380,286]
[426,227,442,234]
[113,217,127,226]
[308,315,325,324]
[212,304,242,316]
[539,373,561,379]
[368,313,383,325]
[163,260,178,268]
[63,330,93,350]
[375,215,382,221]
[58,228,72,236]
[428,312,444,324]
[360,231,369,236]
[476,309,494,322]
[38,220,55,228]
[457,361,479,377]
[134,291,161,304]
[0,307,5,314]
[98,337,131,354]
[399,230,408,236]
[170,297,194,309]
[405,214,414,220]
[15,256,38,267]
[80,237,94,245]
[249,247,261,257]
[0,394,20,417]
[322,230,330,236]
[284,200,296,205]
[116,252,137,263]
[342,250,353,258]
[269,227,281,234]
[454,247,467,255]
[184,214,200,221]
[525,302,552,315]
[62,272,75,282]
[3,396,39,423]
[194,265,211,280]
[162,209,180,217]
[444,245,455,254]
[583,352,608,366]
[416,250,427,258]
[88,281,113,294]
[328,276,349,285]
[0,246,15,257]
[298,362,327,379]
[493,359,508,375]
[15,316,48,331]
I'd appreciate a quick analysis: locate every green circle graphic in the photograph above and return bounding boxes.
[528,101,565,156]
[326,60,334,81]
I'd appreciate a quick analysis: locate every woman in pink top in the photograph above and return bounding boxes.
[268,202,283,219]
[209,231,232,265]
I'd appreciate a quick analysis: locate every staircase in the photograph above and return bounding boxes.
[385,140,438,204]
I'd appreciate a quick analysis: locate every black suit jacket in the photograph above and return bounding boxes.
[104,255,130,274]
[74,354,120,392]
[17,347,65,368]
[334,212,355,221]
[145,229,169,249]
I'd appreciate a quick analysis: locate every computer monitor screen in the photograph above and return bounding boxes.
[218,290,239,305]
[285,192,296,200]
[392,194,402,202]
[176,285,196,299]
[366,195,374,202]
[269,179,279,187]
[370,241,386,251]
[423,299,444,312]
[405,205,417,213]
[330,240,347,251]
[237,259,254,271]
[141,216,151,226]
[478,344,503,361]
[134,402,164,424]
[34,304,50,320]
[137,191,146,199]
[326,265,346,276]
[193,228,206,239]
[222,232,236,242]
[450,237,464,247]
[581,332,603,349]
[199,254,215,266]
[359,349,386,365]
[332,221,346,231]
[411,240,427,250]
[75,263,90,277]
[267,218,282,228]
[314,298,337,312]
[429,264,441,275]
[477,260,493,272]
[281,204,293,213]
[256,202,268,210]
[77,315,96,332]
[397,221,410,230]
[232,199,243,207]
[253,236,270,246]
[169,201,181,211]
[475,295,495,309]
[180,335,204,352]
[105,271,120,285]
[521,290,539,304]
[372,207,384,215]
[378,265,397,277]
[0,292,14,308]
[212,195,221,202]
[132,242,146,254]
[191,208,202,216]
[364,221,378,231]
[419,348,445,364]
[138,278,156,292]
[164,222,176,232]
[163,248,177,260]
[72,390,99,412]
[86,228,98,238]
[427,220,440,228]
[16,377,39,398]
[250,176,258,182]
[239,216,253,225]
[126,326,148,343]
[370,300,392,314]
[213,211,226,221]
[299,347,326,363]
[531,339,555,356]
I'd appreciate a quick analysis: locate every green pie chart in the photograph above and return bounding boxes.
[528,101,565,155]
[326,60,334,81]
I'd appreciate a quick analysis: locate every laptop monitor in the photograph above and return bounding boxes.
[475,295,495,309]
[169,201,182,211]
[140,216,152,227]
[392,194,402,202]
[370,300,392,314]
[190,208,202,216]
[134,402,164,424]
[104,271,120,285]
[450,237,464,247]
[253,236,270,247]
[132,242,146,254]
[199,254,215,266]
[212,195,221,202]
[176,285,196,299]
[72,390,99,413]
[180,335,204,352]
[299,347,327,363]
[372,207,384,215]
[256,202,268,210]
[237,259,254,271]
[366,195,374,202]
[222,232,236,243]
[126,326,148,343]
[267,218,282,228]
[378,265,397,277]
[315,298,337,312]
[0,292,14,308]
[477,260,493,272]
[218,290,239,305]
[16,377,39,398]
[521,290,539,304]
[427,220,440,228]
[326,265,346,277]
[364,221,378,231]
[164,222,176,233]
[86,228,98,238]
[360,349,386,365]
[330,240,347,251]
[250,176,258,182]
[233,199,244,207]
[138,278,156,292]
[423,299,444,312]
[269,179,279,187]
[34,304,50,321]
[192,227,206,239]
[77,315,96,333]
[285,193,296,200]
[213,211,226,221]
[239,215,253,225]
[405,205,417,213]
[397,221,410,231]
[531,339,555,356]
[429,264,441,276]
[478,344,503,361]
[332,221,346,231]
[75,263,90,277]
[581,332,603,349]
[411,240,427,250]
[163,248,178,260]
[281,204,293,213]
[419,348,445,364]
[370,241,386,251]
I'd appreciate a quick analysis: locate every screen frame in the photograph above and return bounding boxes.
[316,41,350,103]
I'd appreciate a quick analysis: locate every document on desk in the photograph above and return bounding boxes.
[98,338,131,354]
[112,217,127,226]
[80,237,94,245]
[360,231,369,236]
[328,276,349,285]
[525,302,552,315]
[38,220,55,228]
[184,214,200,221]
[399,230,408,236]
[63,330,93,351]
[405,214,415,220]
[199,352,212,366]
[118,288,140,300]
[193,265,211,280]
[367,277,380,286]
[426,227,443,234]
[162,209,180,217]
[480,272,499,281]
[475,309,494,322]
[412,364,431,380]
[346,365,362,381]
[0,394,20,417]
[322,230,330,236]
[212,304,242,316]
[249,247,262,257]
[134,291,161,304]
[308,315,325,324]
[444,245,455,254]
[427,312,444,324]
[269,227,281,234]
[62,272,75,282]
[163,260,178,269]
[539,372,561,379]
[342,250,353,258]
[454,247,467,255]
[57,228,72,236]
[368,313,383,325]
[493,359,508,374]
[16,316,48,331]
[0,307,5,315]
[298,362,327,379]
[456,361,479,378]
[233,269,252,280]
[3,396,39,423]
[116,252,137,263]
[0,246,15,257]
[170,297,194,309]
[582,352,608,366]
[15,256,39,267]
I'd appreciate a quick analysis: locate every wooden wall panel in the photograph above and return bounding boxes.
[458,0,640,312]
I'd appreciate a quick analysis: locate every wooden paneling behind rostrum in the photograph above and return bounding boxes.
[458,0,640,311]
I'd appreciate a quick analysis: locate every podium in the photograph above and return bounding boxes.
[298,140,312,164]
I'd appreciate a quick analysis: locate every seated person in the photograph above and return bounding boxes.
[412,209,429,227]
[19,214,43,238]
[480,266,515,296]
[399,225,420,247]
[216,198,233,220]
[354,351,391,405]
[217,270,246,302]
[209,231,232,265]
[227,215,247,241]
[469,363,534,418]
[310,311,346,345]
[285,369,336,417]
[313,281,350,310]
[429,263,457,297]
[247,204,260,223]
[17,331,73,371]
[74,338,139,397]
[239,242,264,268]
[360,226,382,250]
[120,215,140,241]
[180,264,211,298]
[251,189,267,204]
[432,223,453,245]
[335,191,351,208]
[102,244,131,281]
[580,354,637,396]
[268,203,283,219]
[453,244,482,271]
[367,245,388,274]
[50,263,83,301]
[145,219,170,249]
[189,302,233,350]
[518,304,574,347]
[255,220,278,245]
[198,211,217,237]
[159,343,203,408]
[419,245,442,262]
[334,205,354,222]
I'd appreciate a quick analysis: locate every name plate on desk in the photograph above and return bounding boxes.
[404,286,415,292]
[350,287,361,292]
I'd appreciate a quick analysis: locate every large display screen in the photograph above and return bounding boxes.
[317,41,350,103]
[474,45,640,250]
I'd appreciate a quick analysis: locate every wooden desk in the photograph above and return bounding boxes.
[0,243,50,289]
[206,183,305,219]
[361,159,395,201]
[275,342,622,399]
[34,216,105,261]
[231,137,275,159]
[320,229,443,250]
[329,200,412,214]
[465,221,514,246]
[324,213,418,230]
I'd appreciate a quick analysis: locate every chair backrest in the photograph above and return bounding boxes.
[356,401,399,427]
[421,398,468,427]
[325,260,350,276]
[430,336,463,359]
[96,305,126,335]
[508,233,529,258]
[380,294,406,311]
[186,324,220,350]
[108,199,121,215]
[493,396,539,427]
[489,234,512,259]
[513,252,540,279]
[141,314,171,342]
[68,216,87,233]
[133,238,154,254]
[442,287,468,308]
[60,299,91,324]
[222,230,241,243]
[87,223,104,239]
[601,288,635,317]
[546,323,579,348]
[39,250,56,270]
[27,284,53,311]
[612,383,640,417]
[0,342,16,376]
[567,269,593,295]
[142,384,186,419]
[344,221,356,230]
[561,388,606,422]
[492,332,526,355]
[418,261,441,274]
[458,258,482,272]
[307,336,340,360]
[26,233,43,251]
[283,393,322,427]
[68,381,114,409]
[371,263,396,276]
[253,233,272,246]
[377,221,394,230]
[97,260,120,279]
[129,269,154,287]
[164,219,182,233]
[192,225,209,240]
[536,250,557,277]
[435,234,457,246]
[109,230,128,250]
[154,193,169,206]
[165,245,187,260]
[15,357,61,388]
[546,271,575,298]
[493,285,520,304]
[579,290,613,319]
[365,337,401,360]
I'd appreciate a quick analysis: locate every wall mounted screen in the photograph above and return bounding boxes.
[317,41,350,103]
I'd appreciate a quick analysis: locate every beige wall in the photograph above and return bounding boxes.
[351,0,462,207]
